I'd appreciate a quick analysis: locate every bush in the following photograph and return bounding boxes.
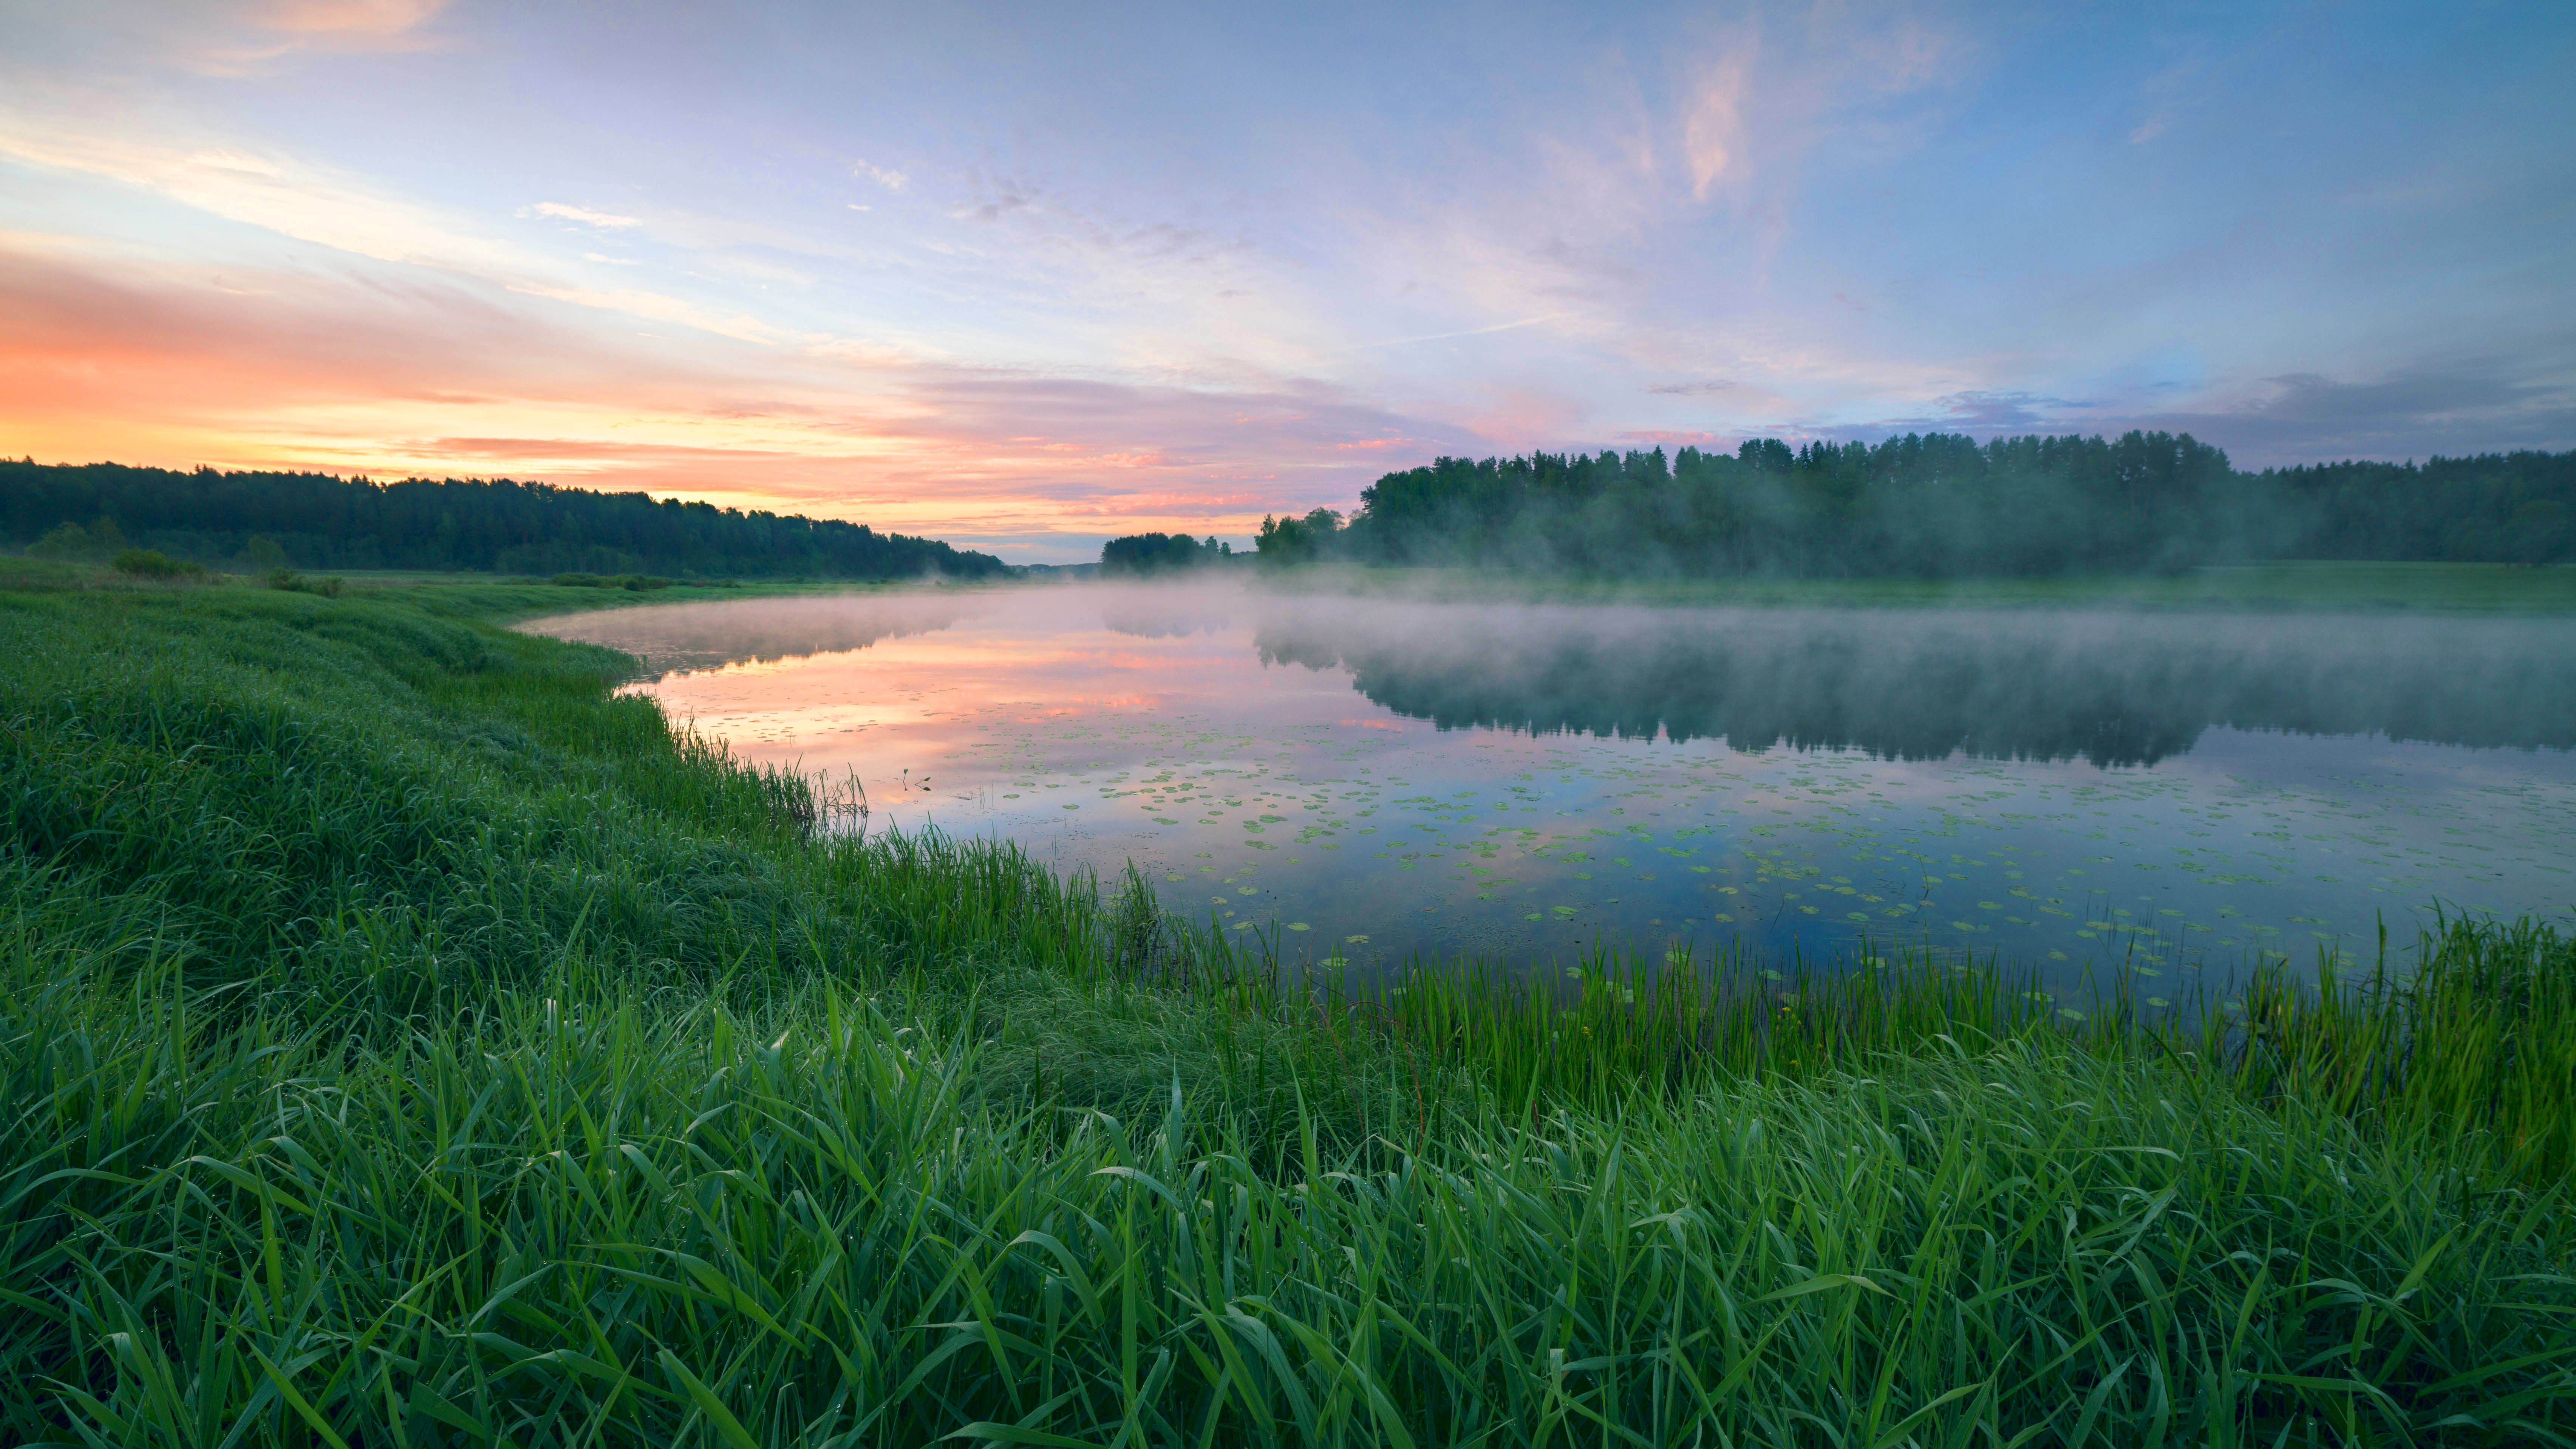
[24,522,90,560]
[110,548,206,580]
[261,565,343,596]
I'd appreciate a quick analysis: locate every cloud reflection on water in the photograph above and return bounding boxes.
[522,582,2576,979]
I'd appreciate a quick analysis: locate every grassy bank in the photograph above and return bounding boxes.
[5,581,2574,1445]
[1260,560,2576,614]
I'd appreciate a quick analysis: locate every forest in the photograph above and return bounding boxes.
[0,459,1010,579]
[1256,432,2576,575]
[1098,531,1238,574]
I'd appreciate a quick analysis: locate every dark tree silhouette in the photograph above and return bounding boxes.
[0,461,1011,579]
[1100,532,1231,574]
[1254,434,2576,575]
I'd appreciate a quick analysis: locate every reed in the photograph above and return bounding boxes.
[1329,938,2054,1114]
[4,581,2572,1444]
[6,934,2569,1445]
[2205,915,2576,1186]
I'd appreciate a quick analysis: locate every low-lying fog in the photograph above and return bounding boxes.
[526,580,2576,997]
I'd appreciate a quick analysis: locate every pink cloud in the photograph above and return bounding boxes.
[0,242,1482,542]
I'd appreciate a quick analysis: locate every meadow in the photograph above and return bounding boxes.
[3,572,2573,1446]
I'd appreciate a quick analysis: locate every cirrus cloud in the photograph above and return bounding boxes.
[522,201,640,229]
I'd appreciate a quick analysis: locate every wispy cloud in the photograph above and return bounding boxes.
[0,116,596,299]
[2,0,2564,544]
[0,236,1479,551]
[2128,42,2210,146]
[852,159,908,190]
[1356,314,1575,350]
[1684,53,1749,199]
[2185,361,2576,461]
[253,0,449,40]
[506,283,778,344]
[523,201,641,229]
[1807,359,2576,467]
[159,0,456,73]
[0,118,838,346]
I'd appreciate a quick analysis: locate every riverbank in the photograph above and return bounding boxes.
[4,580,2571,1444]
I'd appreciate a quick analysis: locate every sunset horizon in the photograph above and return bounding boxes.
[6,1,2570,561]
[8,6,2576,1438]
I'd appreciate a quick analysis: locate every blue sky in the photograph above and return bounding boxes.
[3,0,2570,559]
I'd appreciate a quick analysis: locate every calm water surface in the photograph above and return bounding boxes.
[526,583,2576,992]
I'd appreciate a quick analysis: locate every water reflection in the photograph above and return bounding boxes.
[523,582,2576,981]
[1249,601,2576,766]
[552,593,971,675]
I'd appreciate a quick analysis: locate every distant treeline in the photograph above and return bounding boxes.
[0,460,1011,579]
[1098,532,1240,575]
[1256,433,2576,575]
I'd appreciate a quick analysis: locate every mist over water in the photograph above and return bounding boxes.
[526,582,2576,994]
[542,593,972,675]
[1250,599,2576,765]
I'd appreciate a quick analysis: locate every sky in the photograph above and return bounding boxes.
[2,1,2571,562]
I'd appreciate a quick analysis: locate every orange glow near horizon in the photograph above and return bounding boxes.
[8,0,2530,564]
[0,237,1393,556]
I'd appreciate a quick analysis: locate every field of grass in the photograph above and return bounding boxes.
[1264,560,2576,613]
[5,579,2574,1445]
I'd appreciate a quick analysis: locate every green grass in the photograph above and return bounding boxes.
[1265,560,2576,613]
[2221,916,2576,1186]
[5,581,2575,1445]
[0,556,131,591]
